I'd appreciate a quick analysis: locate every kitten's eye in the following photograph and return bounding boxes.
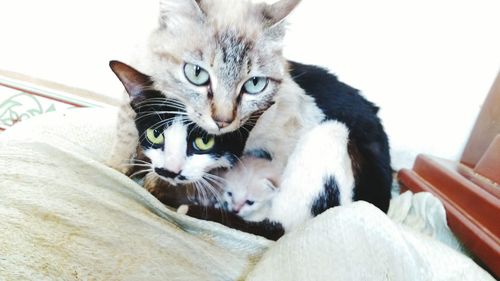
[146,128,164,145]
[245,200,255,206]
[184,63,210,86]
[243,77,268,95]
[227,192,233,197]
[193,136,215,151]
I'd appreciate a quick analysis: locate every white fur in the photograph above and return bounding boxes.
[162,119,188,173]
[223,156,279,221]
[244,78,325,170]
[143,118,188,176]
[268,120,355,231]
[181,154,232,182]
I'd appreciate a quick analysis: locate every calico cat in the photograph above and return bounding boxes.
[143,0,391,234]
[222,154,279,222]
[110,0,392,239]
[109,60,256,205]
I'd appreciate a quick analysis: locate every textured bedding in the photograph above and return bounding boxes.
[0,108,494,280]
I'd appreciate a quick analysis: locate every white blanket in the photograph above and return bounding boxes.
[0,109,493,280]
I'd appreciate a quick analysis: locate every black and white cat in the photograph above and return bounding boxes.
[109,0,392,239]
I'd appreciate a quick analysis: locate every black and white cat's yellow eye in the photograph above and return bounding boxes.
[146,128,164,145]
[243,77,268,95]
[193,136,215,151]
[184,63,210,86]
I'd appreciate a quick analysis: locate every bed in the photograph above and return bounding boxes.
[0,108,494,280]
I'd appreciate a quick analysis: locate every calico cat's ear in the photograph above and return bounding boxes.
[262,0,301,27]
[158,0,205,29]
[109,60,152,100]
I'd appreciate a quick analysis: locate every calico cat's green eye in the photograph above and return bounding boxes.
[184,63,210,86]
[193,136,215,151]
[243,77,268,95]
[146,128,164,145]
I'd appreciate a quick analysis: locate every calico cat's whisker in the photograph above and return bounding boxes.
[232,155,248,171]
[182,119,197,128]
[132,97,183,107]
[180,116,192,126]
[134,98,186,107]
[128,159,151,165]
[143,119,172,135]
[239,126,251,136]
[134,102,186,111]
[202,174,224,189]
[129,169,153,178]
[136,114,182,126]
[120,163,151,168]
[135,111,175,121]
[192,181,204,204]
[290,71,308,80]
[194,181,210,206]
[134,110,186,119]
[200,176,224,207]
[204,173,227,184]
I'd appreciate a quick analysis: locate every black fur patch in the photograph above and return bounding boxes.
[185,205,285,240]
[311,177,340,216]
[289,61,393,213]
[244,149,272,161]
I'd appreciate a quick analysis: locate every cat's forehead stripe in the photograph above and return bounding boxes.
[216,30,254,87]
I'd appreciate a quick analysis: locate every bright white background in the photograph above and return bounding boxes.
[1,0,499,169]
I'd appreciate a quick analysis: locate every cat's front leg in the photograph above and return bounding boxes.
[268,120,355,232]
[179,205,284,241]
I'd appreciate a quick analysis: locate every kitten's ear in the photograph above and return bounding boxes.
[109,60,152,100]
[263,178,278,191]
[262,0,301,27]
[159,0,205,29]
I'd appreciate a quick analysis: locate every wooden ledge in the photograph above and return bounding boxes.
[398,155,499,278]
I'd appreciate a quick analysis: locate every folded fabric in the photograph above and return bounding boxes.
[0,108,493,280]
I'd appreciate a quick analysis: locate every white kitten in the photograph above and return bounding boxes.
[223,155,280,222]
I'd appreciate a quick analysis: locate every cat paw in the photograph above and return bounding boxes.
[177,205,189,215]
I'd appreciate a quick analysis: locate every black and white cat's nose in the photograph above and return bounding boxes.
[155,167,180,179]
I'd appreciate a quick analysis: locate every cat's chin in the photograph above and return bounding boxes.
[194,118,242,135]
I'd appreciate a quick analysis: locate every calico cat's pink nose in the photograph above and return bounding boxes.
[212,112,234,129]
[215,120,231,129]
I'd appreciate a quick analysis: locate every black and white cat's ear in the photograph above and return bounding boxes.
[262,0,301,27]
[158,0,205,29]
[109,60,152,100]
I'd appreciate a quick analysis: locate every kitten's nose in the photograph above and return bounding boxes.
[232,203,243,214]
[155,167,180,178]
